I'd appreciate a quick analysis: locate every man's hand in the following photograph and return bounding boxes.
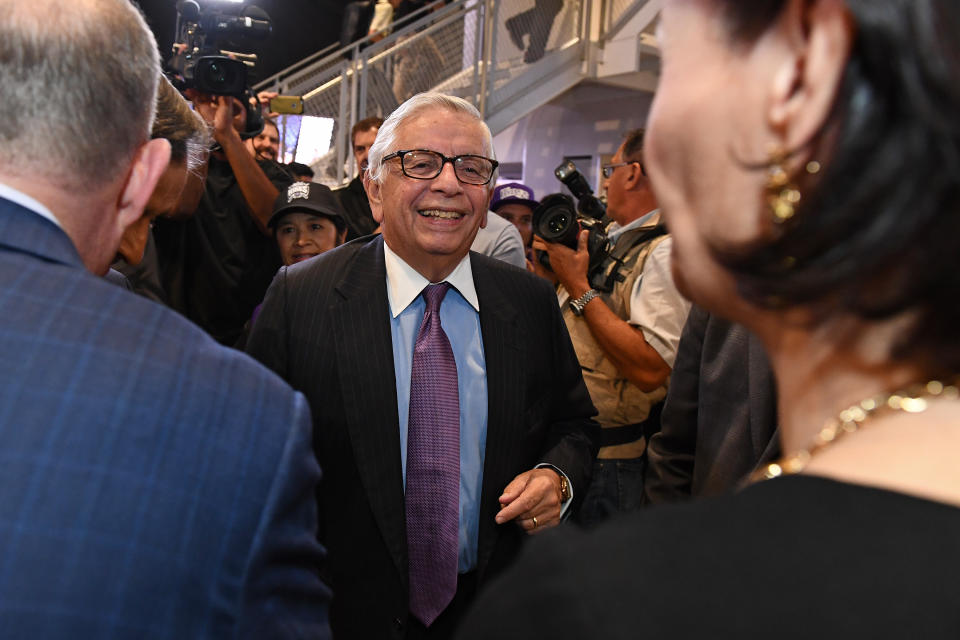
[186,91,244,146]
[495,468,564,535]
[185,90,277,234]
[532,229,591,299]
[256,90,280,118]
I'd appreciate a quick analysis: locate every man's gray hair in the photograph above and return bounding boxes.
[0,0,161,188]
[366,92,498,185]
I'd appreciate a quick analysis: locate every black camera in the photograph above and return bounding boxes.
[189,55,248,96]
[533,194,608,252]
[532,160,611,274]
[555,160,607,220]
[169,0,272,97]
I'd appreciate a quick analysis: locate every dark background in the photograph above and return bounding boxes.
[137,0,345,82]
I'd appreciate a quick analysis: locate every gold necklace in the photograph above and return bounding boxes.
[753,378,960,482]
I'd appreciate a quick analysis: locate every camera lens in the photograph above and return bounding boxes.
[547,212,568,235]
[207,63,229,87]
[532,194,580,249]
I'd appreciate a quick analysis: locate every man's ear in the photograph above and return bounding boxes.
[364,172,384,224]
[115,138,171,234]
[624,162,645,191]
[767,0,853,150]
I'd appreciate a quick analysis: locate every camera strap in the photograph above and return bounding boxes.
[590,223,668,292]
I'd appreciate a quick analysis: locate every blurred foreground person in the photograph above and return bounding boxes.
[458,0,960,637]
[0,0,331,637]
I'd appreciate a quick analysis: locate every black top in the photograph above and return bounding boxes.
[458,475,960,639]
[112,234,168,306]
[334,175,379,241]
[153,156,291,346]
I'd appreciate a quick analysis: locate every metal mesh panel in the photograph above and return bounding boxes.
[420,8,480,102]
[360,4,485,116]
[253,0,654,180]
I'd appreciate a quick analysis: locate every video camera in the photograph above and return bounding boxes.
[168,0,273,137]
[532,160,611,275]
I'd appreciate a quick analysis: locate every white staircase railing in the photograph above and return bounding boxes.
[257,0,657,185]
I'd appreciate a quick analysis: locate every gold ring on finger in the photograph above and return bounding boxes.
[532,516,539,529]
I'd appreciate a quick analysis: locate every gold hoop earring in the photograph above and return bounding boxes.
[766,150,820,224]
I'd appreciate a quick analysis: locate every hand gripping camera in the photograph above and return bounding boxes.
[532,160,611,276]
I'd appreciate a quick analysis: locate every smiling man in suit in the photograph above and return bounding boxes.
[0,0,330,637]
[247,92,599,639]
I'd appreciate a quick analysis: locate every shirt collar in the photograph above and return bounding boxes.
[0,180,63,229]
[383,242,480,317]
[607,208,660,243]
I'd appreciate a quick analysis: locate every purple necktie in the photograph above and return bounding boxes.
[406,282,460,627]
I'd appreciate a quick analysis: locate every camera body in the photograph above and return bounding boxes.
[170,0,272,97]
[532,160,611,277]
[532,194,608,253]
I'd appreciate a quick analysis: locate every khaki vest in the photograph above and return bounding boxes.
[562,217,669,459]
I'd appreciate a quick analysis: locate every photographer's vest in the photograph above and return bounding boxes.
[561,217,669,460]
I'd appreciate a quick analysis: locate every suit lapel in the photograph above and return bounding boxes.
[332,237,408,578]
[472,257,525,577]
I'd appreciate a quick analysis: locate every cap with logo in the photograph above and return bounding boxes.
[490,182,538,212]
[269,181,346,231]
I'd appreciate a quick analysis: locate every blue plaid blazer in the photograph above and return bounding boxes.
[0,196,331,639]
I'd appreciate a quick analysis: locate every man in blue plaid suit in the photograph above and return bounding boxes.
[0,1,330,637]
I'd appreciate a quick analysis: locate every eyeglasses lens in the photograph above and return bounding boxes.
[401,150,493,185]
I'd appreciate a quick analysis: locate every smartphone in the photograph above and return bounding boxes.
[269,95,304,115]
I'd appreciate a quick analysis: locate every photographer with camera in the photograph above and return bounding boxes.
[153,90,292,346]
[154,2,294,346]
[534,129,690,526]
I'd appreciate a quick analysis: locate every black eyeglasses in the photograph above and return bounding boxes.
[601,161,646,178]
[382,149,499,185]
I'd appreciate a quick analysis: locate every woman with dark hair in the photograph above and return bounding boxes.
[457,0,960,637]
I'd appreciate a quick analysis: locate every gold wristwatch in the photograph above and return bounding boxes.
[558,474,571,503]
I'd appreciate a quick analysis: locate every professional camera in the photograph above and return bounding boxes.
[555,160,606,220]
[532,160,611,275]
[170,0,272,97]
[167,1,273,139]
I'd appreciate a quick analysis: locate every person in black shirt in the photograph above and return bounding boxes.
[334,116,383,240]
[154,93,293,346]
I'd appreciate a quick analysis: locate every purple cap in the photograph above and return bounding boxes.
[491,182,538,212]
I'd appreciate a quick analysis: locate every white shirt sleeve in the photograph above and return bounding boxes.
[628,237,691,368]
[368,0,393,36]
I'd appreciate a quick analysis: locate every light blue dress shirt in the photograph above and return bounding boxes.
[383,244,488,573]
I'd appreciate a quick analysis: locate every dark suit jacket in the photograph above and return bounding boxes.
[246,235,599,639]
[0,196,331,638]
[644,305,780,503]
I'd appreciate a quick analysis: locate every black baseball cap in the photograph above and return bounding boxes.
[269,182,346,231]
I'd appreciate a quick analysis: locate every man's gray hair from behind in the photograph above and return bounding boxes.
[366,92,498,185]
[0,0,160,189]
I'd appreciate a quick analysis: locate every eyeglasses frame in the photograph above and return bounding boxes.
[382,148,499,186]
[601,160,646,179]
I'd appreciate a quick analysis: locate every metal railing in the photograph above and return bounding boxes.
[257,0,651,185]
